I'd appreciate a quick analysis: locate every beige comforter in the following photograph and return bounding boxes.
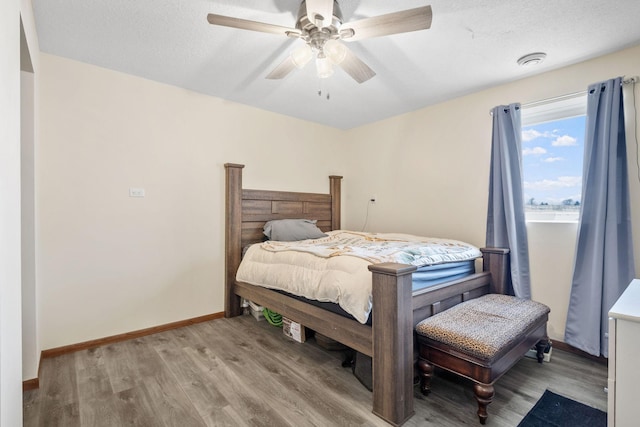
[236,231,481,323]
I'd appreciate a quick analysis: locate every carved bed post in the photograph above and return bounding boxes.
[369,262,417,426]
[329,175,342,230]
[480,247,512,295]
[225,163,245,317]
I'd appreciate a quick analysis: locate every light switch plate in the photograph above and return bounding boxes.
[129,187,145,198]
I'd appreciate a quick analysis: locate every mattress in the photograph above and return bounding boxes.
[412,260,476,291]
[236,230,481,324]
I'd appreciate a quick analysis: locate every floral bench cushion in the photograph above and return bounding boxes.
[415,294,550,360]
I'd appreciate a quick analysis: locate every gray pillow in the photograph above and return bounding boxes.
[263,219,328,241]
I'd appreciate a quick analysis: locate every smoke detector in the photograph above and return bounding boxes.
[517,52,547,66]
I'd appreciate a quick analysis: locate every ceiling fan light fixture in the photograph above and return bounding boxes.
[290,44,313,69]
[517,52,547,67]
[324,40,346,65]
[315,54,334,78]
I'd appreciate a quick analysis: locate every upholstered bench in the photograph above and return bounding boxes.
[415,294,550,424]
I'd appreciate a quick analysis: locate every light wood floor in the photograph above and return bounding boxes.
[24,315,608,426]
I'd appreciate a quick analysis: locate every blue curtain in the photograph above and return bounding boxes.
[564,77,635,357]
[487,103,531,299]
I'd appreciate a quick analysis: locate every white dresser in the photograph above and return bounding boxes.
[608,279,640,427]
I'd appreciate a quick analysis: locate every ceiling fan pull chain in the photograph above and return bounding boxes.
[317,80,330,100]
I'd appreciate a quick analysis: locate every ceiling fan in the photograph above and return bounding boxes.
[207,1,432,84]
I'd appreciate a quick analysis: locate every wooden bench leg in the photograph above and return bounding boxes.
[417,358,433,396]
[473,383,494,425]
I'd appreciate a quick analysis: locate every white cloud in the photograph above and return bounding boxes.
[522,129,558,142]
[543,157,563,163]
[523,146,547,155]
[523,176,582,191]
[552,135,578,146]
[522,129,543,142]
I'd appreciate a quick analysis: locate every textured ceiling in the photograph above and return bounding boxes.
[33,0,640,129]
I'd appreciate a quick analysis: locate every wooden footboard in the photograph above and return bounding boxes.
[223,163,510,426]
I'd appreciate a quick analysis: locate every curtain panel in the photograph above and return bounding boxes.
[564,77,636,357]
[486,103,532,299]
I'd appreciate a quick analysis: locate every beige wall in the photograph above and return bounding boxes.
[37,54,345,350]
[342,44,640,341]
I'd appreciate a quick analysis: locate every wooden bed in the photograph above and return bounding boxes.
[224,163,511,426]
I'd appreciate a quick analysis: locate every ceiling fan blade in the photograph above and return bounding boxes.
[305,0,334,28]
[207,13,299,37]
[337,47,376,84]
[265,56,297,80]
[340,5,432,42]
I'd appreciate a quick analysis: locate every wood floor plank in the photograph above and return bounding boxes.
[152,329,231,418]
[142,375,207,427]
[22,389,40,427]
[203,404,253,427]
[101,342,138,394]
[24,315,608,427]
[39,352,80,404]
[75,347,117,426]
[75,347,113,402]
[38,402,81,427]
[110,384,166,426]
[36,352,82,427]
[76,394,125,427]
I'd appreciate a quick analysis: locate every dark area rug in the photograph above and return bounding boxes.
[517,389,606,427]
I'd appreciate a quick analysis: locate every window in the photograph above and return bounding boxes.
[521,94,587,222]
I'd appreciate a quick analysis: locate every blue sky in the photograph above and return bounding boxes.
[522,115,585,205]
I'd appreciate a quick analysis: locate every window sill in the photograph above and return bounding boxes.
[526,219,579,224]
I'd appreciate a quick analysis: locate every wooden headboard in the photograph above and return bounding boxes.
[224,163,343,316]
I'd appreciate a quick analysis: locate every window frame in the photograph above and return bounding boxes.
[521,93,587,223]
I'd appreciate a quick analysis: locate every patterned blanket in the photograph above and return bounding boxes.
[260,230,481,266]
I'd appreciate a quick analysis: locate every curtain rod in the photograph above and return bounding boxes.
[521,90,585,109]
[523,76,638,109]
[490,76,638,115]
